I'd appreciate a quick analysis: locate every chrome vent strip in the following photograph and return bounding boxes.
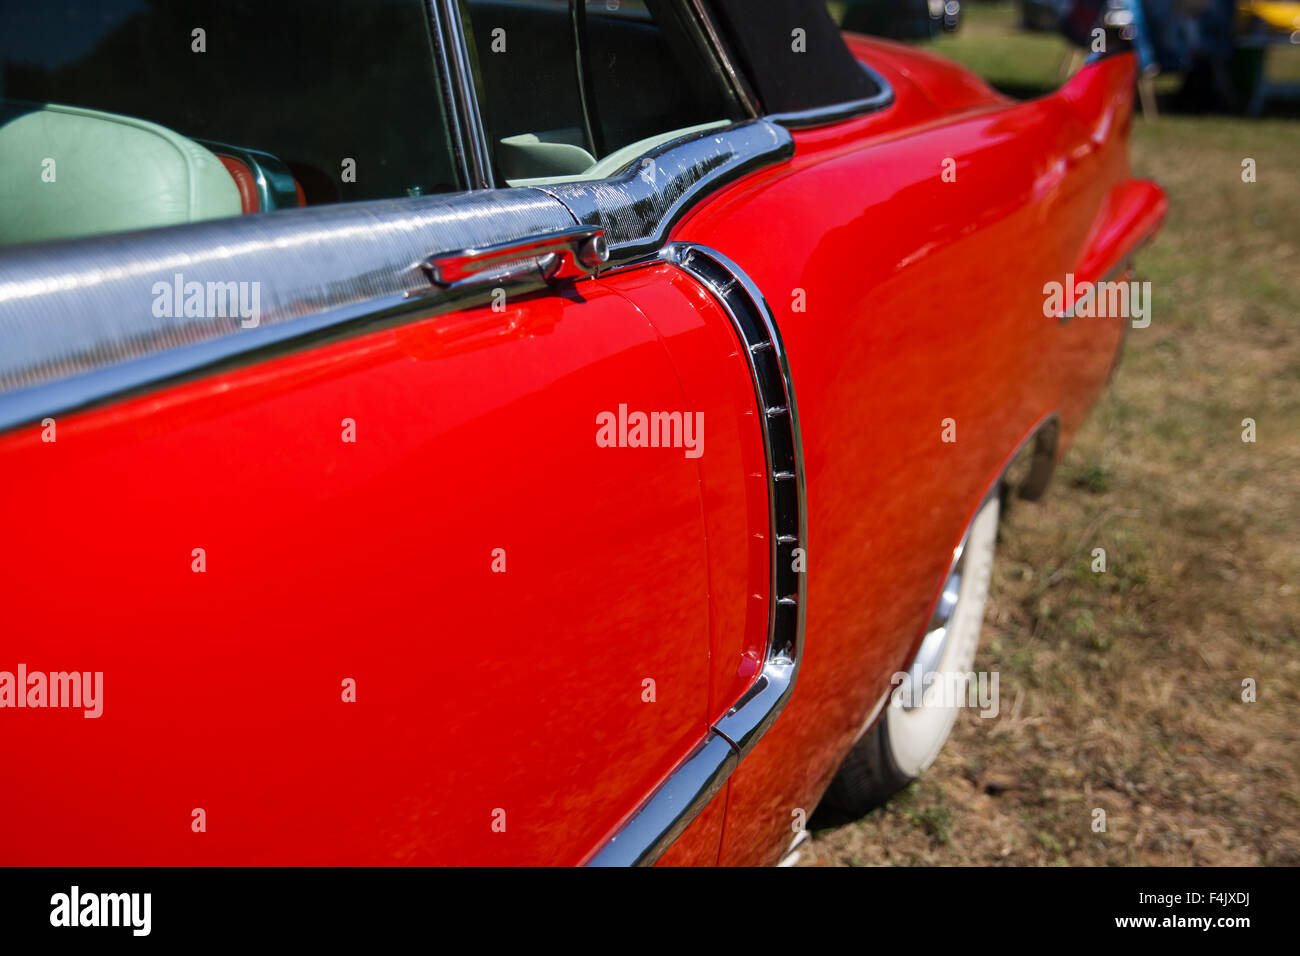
[672,245,807,759]
[586,243,807,866]
[0,189,577,432]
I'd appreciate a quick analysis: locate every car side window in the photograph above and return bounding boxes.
[464,0,744,185]
[0,0,460,247]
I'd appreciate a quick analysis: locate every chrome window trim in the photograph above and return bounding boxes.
[683,0,761,118]
[570,0,606,158]
[428,0,800,263]
[586,243,808,867]
[427,0,495,189]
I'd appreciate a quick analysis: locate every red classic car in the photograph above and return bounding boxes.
[0,0,1165,866]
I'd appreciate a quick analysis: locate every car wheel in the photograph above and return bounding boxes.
[825,494,1000,816]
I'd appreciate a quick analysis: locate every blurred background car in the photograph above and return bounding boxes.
[1020,0,1070,29]
[1015,0,1300,111]
[841,0,962,39]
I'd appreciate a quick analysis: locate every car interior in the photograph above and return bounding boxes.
[0,0,457,245]
[0,0,739,247]
[464,0,738,184]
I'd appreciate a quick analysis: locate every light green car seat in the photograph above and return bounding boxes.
[0,102,241,245]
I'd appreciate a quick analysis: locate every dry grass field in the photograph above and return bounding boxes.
[803,3,1300,866]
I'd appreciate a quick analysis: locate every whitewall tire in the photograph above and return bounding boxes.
[825,494,1000,815]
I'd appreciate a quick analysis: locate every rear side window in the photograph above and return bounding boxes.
[0,0,458,247]
[464,0,743,184]
[706,0,882,114]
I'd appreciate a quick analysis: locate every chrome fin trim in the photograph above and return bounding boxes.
[529,119,792,261]
[585,243,807,866]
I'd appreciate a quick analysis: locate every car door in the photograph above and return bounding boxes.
[0,0,796,866]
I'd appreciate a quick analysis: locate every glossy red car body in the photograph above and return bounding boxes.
[0,34,1164,866]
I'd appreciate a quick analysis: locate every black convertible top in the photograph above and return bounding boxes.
[705,0,883,114]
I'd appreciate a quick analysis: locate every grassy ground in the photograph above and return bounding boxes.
[803,3,1300,866]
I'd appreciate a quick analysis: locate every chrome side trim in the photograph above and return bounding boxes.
[0,118,793,432]
[852,685,892,746]
[586,733,737,867]
[767,62,895,130]
[0,189,578,431]
[586,243,807,866]
[776,826,810,867]
[530,120,792,260]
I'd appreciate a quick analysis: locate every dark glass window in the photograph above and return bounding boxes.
[0,0,458,245]
[707,0,882,114]
[464,0,741,183]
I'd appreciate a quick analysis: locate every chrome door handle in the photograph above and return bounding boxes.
[422,226,609,289]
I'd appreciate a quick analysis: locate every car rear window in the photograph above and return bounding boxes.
[706,0,883,114]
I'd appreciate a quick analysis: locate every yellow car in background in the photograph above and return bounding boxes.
[1237,1,1300,35]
